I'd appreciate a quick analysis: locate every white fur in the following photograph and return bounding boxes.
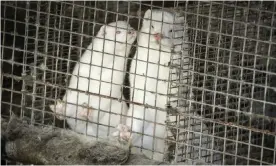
[125,9,217,163]
[50,21,137,139]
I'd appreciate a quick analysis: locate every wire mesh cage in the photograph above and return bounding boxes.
[1,1,276,165]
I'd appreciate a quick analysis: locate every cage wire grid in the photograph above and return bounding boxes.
[1,1,276,165]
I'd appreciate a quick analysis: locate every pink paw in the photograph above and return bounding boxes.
[113,124,132,142]
[49,99,65,120]
[77,103,93,119]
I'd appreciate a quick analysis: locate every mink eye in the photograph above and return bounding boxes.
[116,31,121,34]
[169,29,173,32]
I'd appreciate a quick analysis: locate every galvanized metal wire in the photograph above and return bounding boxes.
[1,1,275,165]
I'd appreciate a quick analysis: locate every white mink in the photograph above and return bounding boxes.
[116,10,215,162]
[49,21,137,139]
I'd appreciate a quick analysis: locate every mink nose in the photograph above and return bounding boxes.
[154,33,163,41]
[128,30,135,35]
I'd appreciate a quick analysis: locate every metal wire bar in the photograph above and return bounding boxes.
[2,70,276,125]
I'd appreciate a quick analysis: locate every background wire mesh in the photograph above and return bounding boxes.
[1,1,275,165]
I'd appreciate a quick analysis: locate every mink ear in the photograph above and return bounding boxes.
[143,9,152,19]
[98,25,107,36]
